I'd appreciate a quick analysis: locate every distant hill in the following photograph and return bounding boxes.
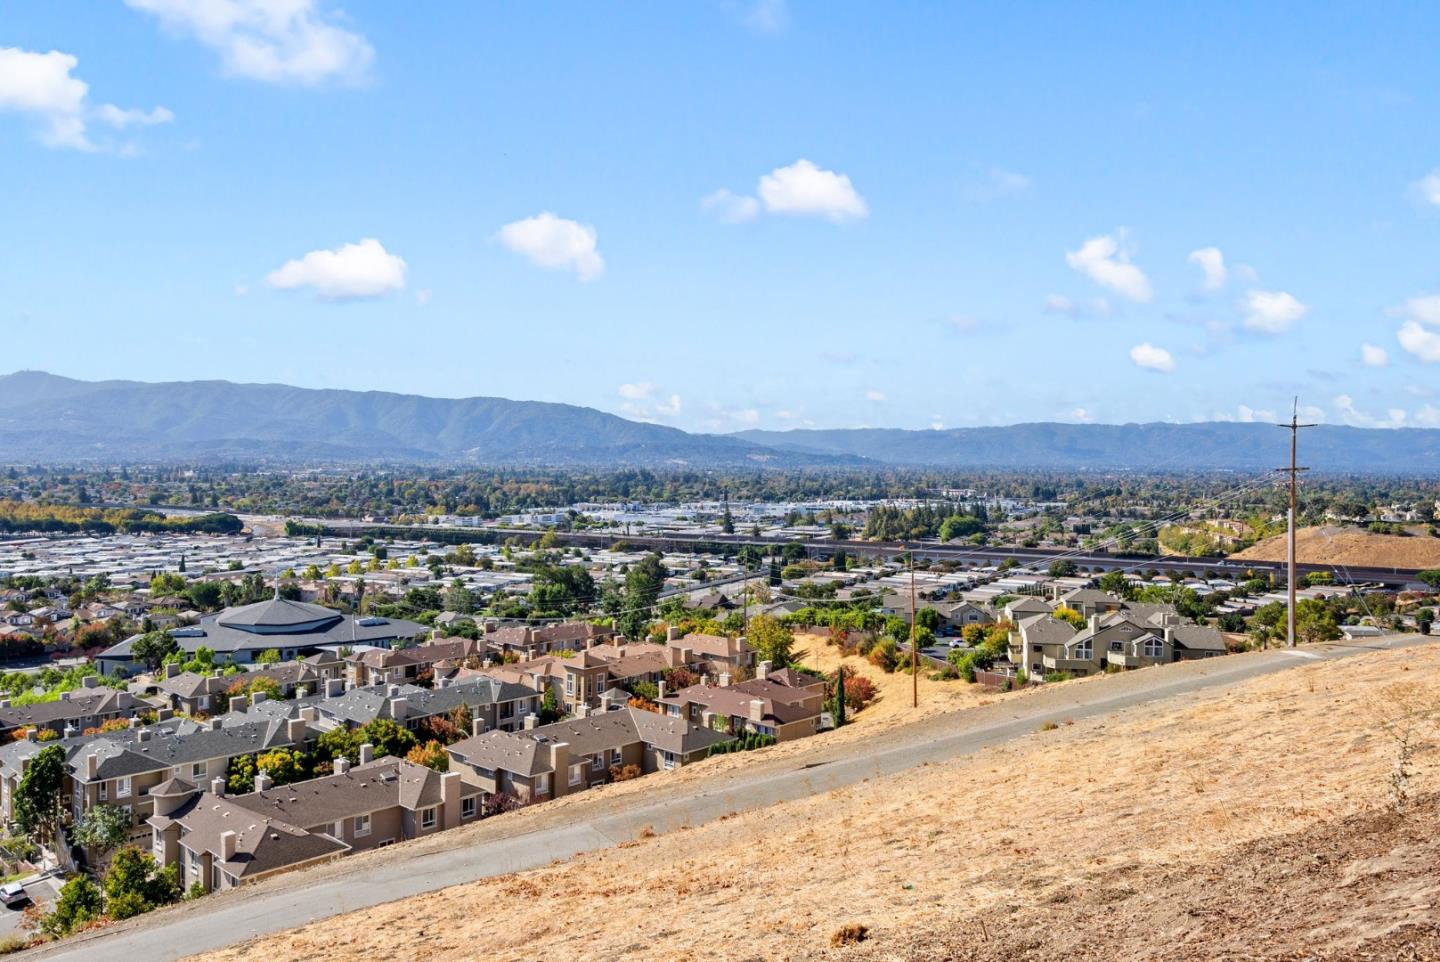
[2,372,1438,472]
[732,423,1440,473]
[0,372,834,467]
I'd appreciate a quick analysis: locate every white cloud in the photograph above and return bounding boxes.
[497,212,604,281]
[1065,231,1152,302]
[1414,169,1440,206]
[864,389,886,402]
[1235,404,1277,423]
[266,237,406,300]
[0,46,172,151]
[1129,342,1175,373]
[1399,295,1440,326]
[1398,320,1440,362]
[929,414,946,430]
[1240,290,1307,334]
[126,0,373,86]
[742,0,789,34]
[1187,246,1227,290]
[729,408,761,425]
[1069,407,1092,422]
[617,383,654,400]
[758,159,868,221]
[1360,343,1389,367]
[1043,294,1076,314]
[1333,394,1408,428]
[700,189,760,224]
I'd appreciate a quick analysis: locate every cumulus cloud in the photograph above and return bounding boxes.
[616,383,680,422]
[1235,404,1277,423]
[758,159,868,221]
[126,0,373,86]
[1399,295,1440,326]
[1129,342,1175,373]
[1241,290,1307,334]
[1398,320,1440,362]
[1360,343,1389,367]
[1187,246,1227,290]
[1069,407,1092,422]
[1414,168,1440,206]
[266,238,406,300]
[0,46,172,150]
[1065,231,1152,302]
[864,389,886,402]
[497,212,604,281]
[1333,394,1408,428]
[700,189,760,224]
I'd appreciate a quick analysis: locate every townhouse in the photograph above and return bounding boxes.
[657,668,826,743]
[0,679,138,739]
[445,706,732,805]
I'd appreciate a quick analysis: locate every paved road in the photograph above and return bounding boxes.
[30,634,1431,961]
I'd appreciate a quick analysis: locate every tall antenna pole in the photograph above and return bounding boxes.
[1276,400,1315,648]
[909,550,918,708]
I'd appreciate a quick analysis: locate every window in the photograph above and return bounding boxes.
[99,782,109,802]
[590,753,605,771]
[461,797,477,819]
[1109,641,1123,652]
[662,751,676,770]
[420,807,437,830]
[565,675,574,695]
[569,763,584,786]
[1143,637,1164,658]
[611,748,623,766]
[192,762,207,780]
[1073,641,1093,660]
[116,776,131,798]
[535,773,551,795]
[354,813,371,837]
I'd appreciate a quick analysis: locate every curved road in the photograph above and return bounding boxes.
[29,634,1431,962]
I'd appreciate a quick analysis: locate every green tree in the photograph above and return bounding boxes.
[1295,598,1342,645]
[102,845,180,920]
[226,753,257,794]
[1418,570,1440,591]
[149,572,187,596]
[538,686,563,723]
[914,607,942,633]
[40,875,103,938]
[131,630,178,671]
[1097,570,1137,600]
[405,740,449,772]
[620,553,667,640]
[354,718,417,760]
[254,648,282,665]
[72,803,132,856]
[1048,559,1077,577]
[255,748,306,786]
[15,744,67,848]
[747,614,797,668]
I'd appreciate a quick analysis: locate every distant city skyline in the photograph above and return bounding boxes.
[4,3,1440,432]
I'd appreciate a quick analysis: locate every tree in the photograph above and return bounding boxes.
[1097,570,1137,600]
[538,686,563,723]
[131,631,178,671]
[720,504,735,535]
[620,553,667,640]
[747,614,796,668]
[354,718,416,760]
[72,803,132,857]
[1052,605,1086,629]
[1418,609,1434,635]
[149,572,186,596]
[227,674,283,703]
[226,753,257,794]
[1418,570,1440,592]
[40,875,102,938]
[405,740,449,772]
[254,648,282,665]
[255,748,306,786]
[1048,559,1077,577]
[914,607,942,633]
[102,845,180,920]
[15,744,67,848]
[184,580,223,611]
[1295,598,1342,645]
[443,578,474,613]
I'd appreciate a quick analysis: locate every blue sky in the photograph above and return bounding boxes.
[4,2,1440,433]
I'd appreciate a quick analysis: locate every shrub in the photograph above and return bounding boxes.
[842,675,877,711]
[830,923,869,947]
[1043,671,1073,684]
[868,638,899,673]
[1039,720,1059,732]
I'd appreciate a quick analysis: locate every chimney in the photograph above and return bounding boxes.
[211,776,226,797]
[523,713,538,731]
[325,678,344,698]
[666,645,683,668]
[300,706,317,722]
[23,728,36,743]
[546,741,569,793]
[747,699,765,725]
[85,753,98,779]
[138,727,152,743]
[437,676,451,689]
[286,717,306,743]
[1088,614,1099,633]
[219,830,237,862]
[359,742,374,765]
[387,684,401,698]
[575,703,589,719]
[209,717,223,730]
[522,627,535,644]
[129,716,142,729]
[719,672,731,688]
[82,675,98,689]
[756,660,771,681]
[296,685,308,699]
[251,691,268,705]
[229,696,247,713]
[665,626,680,642]
[63,724,78,739]
[658,680,669,702]
[390,697,407,721]
[117,691,134,709]
[157,707,174,721]
[335,756,351,775]
[599,693,613,712]
[164,662,179,679]
[255,771,273,792]
[441,771,462,829]
[59,691,70,702]
[1163,626,1174,646]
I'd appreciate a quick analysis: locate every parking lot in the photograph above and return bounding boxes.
[0,875,61,937]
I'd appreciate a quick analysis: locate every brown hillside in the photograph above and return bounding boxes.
[190,644,1440,962]
[1232,524,1440,569]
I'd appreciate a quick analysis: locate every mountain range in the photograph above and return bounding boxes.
[1,371,1437,472]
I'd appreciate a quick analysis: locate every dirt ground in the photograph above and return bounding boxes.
[1234,524,1440,569]
[189,643,1440,962]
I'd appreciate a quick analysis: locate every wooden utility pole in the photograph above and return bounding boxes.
[909,551,918,708]
[1276,402,1315,648]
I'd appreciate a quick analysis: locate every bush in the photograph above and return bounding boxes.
[1043,671,1073,683]
[868,638,899,673]
[842,675,877,711]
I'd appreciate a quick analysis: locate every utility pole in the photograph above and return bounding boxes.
[1276,401,1315,648]
[909,550,918,708]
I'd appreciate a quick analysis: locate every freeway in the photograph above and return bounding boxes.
[302,518,1428,588]
[30,633,1433,962]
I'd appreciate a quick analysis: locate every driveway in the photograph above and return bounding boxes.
[0,874,60,938]
[29,635,1433,962]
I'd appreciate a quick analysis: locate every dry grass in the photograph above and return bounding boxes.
[1233,524,1440,568]
[189,643,1440,962]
